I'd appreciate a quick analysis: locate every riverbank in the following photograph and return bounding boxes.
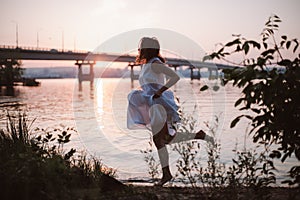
[1,112,299,200]
[73,185,300,200]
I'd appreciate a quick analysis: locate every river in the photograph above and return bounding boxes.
[0,78,296,185]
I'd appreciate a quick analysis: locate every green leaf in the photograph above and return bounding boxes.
[262,35,268,42]
[266,55,274,60]
[269,150,281,159]
[217,47,224,54]
[293,39,299,53]
[257,57,266,66]
[62,131,67,136]
[273,14,280,19]
[200,85,209,91]
[281,180,292,185]
[281,35,287,40]
[286,41,291,49]
[263,42,268,49]
[225,38,241,47]
[248,40,261,49]
[235,98,244,107]
[244,115,253,120]
[243,42,250,55]
[36,135,41,141]
[261,49,275,57]
[236,45,241,52]
[203,55,212,62]
[278,59,292,66]
[251,108,261,114]
[220,78,229,86]
[267,29,274,35]
[281,152,290,162]
[230,116,242,128]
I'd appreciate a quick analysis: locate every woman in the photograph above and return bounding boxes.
[127,37,214,186]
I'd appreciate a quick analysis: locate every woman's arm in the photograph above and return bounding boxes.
[152,61,180,97]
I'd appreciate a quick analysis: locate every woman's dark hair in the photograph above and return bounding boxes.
[136,37,165,64]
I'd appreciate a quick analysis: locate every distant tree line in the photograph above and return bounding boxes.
[0,59,23,87]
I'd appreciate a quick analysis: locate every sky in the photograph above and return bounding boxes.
[0,0,299,67]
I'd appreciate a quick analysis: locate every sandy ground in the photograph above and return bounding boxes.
[96,185,300,200]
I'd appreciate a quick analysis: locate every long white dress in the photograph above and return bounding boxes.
[127,57,180,136]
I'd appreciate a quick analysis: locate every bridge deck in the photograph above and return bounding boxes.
[0,45,237,69]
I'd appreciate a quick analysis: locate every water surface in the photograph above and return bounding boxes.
[0,78,295,184]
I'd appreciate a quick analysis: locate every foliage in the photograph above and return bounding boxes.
[140,140,160,181]
[0,59,23,86]
[141,115,277,189]
[172,110,200,187]
[203,14,300,186]
[0,113,118,200]
[173,140,200,187]
[199,118,226,188]
[227,143,276,188]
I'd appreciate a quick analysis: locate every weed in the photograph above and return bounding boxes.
[140,140,160,181]
[141,114,277,189]
[0,112,119,200]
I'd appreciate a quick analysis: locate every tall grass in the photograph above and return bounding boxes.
[0,113,123,200]
[141,114,277,189]
[140,140,160,181]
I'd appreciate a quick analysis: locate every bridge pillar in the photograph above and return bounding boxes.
[173,65,178,72]
[128,63,140,88]
[190,67,201,81]
[89,63,94,82]
[208,68,219,80]
[75,60,95,85]
[77,63,83,82]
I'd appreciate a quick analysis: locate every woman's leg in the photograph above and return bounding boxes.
[169,129,214,145]
[152,123,173,186]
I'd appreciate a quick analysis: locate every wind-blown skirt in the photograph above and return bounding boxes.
[127,85,180,135]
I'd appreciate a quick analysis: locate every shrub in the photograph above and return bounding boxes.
[203,14,300,187]
[0,113,120,200]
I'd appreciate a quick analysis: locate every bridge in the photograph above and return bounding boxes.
[0,45,236,83]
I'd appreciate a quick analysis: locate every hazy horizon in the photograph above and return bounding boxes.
[1,0,299,67]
